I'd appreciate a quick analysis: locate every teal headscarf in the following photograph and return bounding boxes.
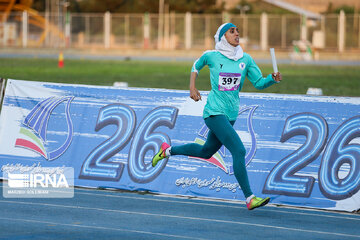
[218,23,237,42]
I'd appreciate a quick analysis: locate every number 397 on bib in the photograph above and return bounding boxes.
[218,72,241,91]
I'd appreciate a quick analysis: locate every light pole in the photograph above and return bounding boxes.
[236,5,250,15]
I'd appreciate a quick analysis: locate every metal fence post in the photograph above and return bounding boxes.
[65,11,71,47]
[260,12,268,51]
[85,14,90,44]
[301,15,307,41]
[300,15,307,41]
[338,10,345,52]
[170,11,176,49]
[358,14,360,49]
[143,13,150,49]
[243,15,248,40]
[222,12,230,23]
[205,15,211,49]
[104,11,111,49]
[164,7,170,49]
[157,0,164,49]
[321,15,326,48]
[22,11,28,48]
[125,14,130,46]
[185,12,192,50]
[281,15,286,48]
[45,10,49,46]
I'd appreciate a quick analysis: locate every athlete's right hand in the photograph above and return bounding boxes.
[190,87,202,102]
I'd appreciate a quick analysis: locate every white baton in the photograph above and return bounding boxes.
[270,48,278,75]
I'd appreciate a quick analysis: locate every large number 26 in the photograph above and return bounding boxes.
[263,113,328,197]
[263,113,360,200]
[79,103,178,183]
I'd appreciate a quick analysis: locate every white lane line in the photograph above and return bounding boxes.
[0,216,204,240]
[0,200,359,239]
[1,183,358,218]
[1,184,358,220]
[73,189,360,221]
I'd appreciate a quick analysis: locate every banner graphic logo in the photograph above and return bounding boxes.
[15,96,74,161]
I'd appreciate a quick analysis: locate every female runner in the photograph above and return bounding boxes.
[152,23,282,210]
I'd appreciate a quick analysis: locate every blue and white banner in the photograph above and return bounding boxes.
[0,79,359,212]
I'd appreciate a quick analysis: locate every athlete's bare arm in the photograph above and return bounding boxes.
[189,72,202,102]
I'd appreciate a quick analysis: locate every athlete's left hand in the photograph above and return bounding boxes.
[190,87,202,102]
[272,72,282,82]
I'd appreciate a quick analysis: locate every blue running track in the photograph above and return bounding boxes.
[0,183,359,240]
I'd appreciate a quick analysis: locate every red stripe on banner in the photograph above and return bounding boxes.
[190,156,227,173]
[15,138,47,158]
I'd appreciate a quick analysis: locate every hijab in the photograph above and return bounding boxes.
[214,23,244,61]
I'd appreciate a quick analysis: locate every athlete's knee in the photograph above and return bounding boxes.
[197,145,216,159]
[198,148,214,159]
[239,146,246,158]
[229,145,246,158]
[237,142,246,155]
[230,152,246,168]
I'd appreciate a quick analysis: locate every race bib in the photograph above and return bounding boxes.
[218,72,241,91]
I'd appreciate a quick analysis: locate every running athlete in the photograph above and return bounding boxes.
[152,23,282,210]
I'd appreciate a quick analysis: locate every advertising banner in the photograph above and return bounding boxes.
[0,79,359,211]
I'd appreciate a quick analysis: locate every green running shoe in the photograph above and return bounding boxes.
[247,196,270,210]
[152,142,170,167]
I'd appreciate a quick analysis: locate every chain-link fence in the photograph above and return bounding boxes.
[0,12,359,52]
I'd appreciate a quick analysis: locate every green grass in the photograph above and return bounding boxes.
[1,58,359,97]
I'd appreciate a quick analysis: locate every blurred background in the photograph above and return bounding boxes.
[0,0,359,97]
[1,0,360,60]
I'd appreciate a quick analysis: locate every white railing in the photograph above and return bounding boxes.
[0,11,359,52]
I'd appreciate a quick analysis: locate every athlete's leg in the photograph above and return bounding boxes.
[151,127,222,167]
[171,127,222,159]
[204,115,253,198]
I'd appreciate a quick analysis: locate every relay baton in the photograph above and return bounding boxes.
[270,48,278,76]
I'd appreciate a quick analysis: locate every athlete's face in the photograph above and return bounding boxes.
[225,27,240,47]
